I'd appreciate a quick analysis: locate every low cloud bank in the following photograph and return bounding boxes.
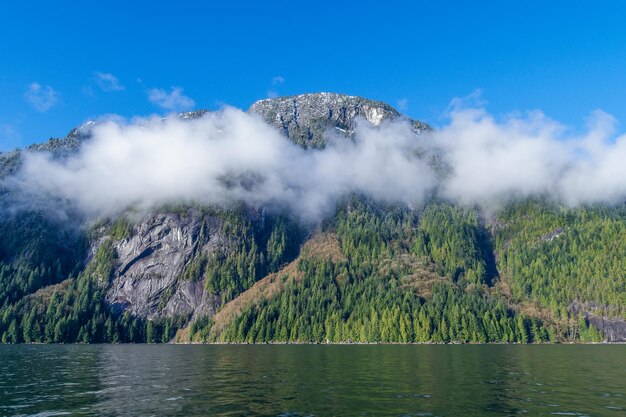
[437,107,625,208]
[7,103,626,222]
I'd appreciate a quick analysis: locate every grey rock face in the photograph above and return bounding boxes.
[103,210,224,320]
[569,301,626,342]
[177,110,210,120]
[587,315,626,342]
[249,92,431,148]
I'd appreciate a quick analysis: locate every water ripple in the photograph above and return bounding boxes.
[0,345,623,417]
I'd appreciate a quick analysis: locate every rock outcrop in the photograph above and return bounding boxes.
[102,210,224,321]
[570,301,626,342]
[587,315,626,342]
[249,92,430,147]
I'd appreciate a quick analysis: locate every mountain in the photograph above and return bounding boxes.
[250,92,431,147]
[0,93,624,344]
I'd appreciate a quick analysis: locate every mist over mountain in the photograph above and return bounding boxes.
[0,93,624,345]
[4,93,626,226]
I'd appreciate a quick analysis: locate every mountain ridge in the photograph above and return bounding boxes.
[0,93,624,344]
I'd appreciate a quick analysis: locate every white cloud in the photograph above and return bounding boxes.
[94,72,125,92]
[272,76,285,85]
[8,98,626,223]
[434,106,625,209]
[11,109,434,221]
[446,89,486,113]
[147,87,195,112]
[24,83,59,112]
[267,76,285,98]
[397,98,409,112]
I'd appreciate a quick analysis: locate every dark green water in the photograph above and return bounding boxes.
[0,345,624,417]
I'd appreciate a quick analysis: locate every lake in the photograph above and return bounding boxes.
[0,345,624,416]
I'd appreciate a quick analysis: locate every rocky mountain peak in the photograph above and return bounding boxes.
[249,92,431,148]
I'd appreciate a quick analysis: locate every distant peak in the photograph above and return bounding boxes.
[249,92,431,147]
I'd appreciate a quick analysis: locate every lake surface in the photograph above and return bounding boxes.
[0,345,624,417]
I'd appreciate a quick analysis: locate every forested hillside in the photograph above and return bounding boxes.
[1,198,623,344]
[184,199,617,343]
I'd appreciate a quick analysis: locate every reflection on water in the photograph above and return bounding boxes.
[0,345,624,416]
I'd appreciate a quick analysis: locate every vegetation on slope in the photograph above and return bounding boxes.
[201,210,302,304]
[0,211,86,308]
[186,199,606,343]
[0,197,621,344]
[0,238,185,343]
[494,201,626,318]
[0,208,304,343]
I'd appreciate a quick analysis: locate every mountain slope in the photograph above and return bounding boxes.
[0,93,624,344]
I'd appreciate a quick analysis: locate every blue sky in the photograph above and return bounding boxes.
[1,0,625,150]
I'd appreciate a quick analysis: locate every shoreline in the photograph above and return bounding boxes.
[2,341,624,345]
